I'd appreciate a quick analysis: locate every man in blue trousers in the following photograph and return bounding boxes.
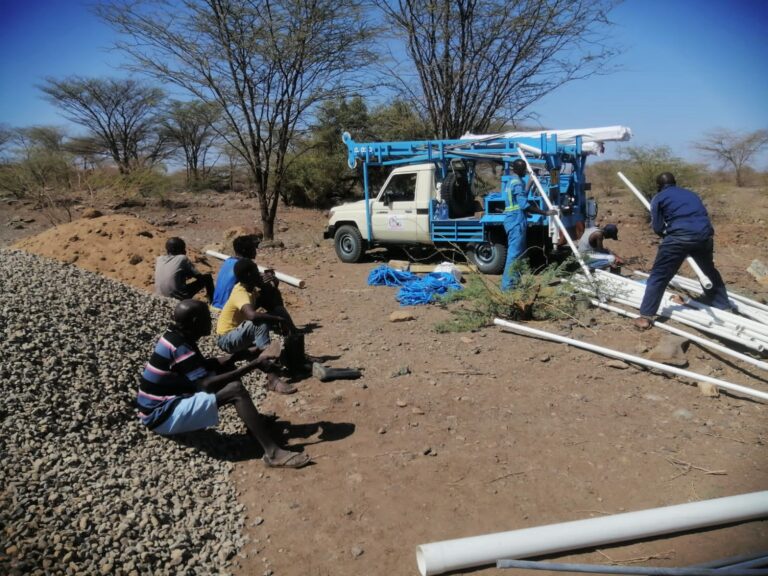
[634,172,730,330]
[501,159,556,291]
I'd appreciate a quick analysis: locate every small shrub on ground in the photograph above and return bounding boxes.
[434,258,585,333]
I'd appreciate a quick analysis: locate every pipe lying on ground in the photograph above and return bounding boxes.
[617,171,713,290]
[416,491,768,576]
[691,551,768,569]
[634,270,768,314]
[204,250,306,288]
[574,271,768,351]
[496,559,768,575]
[589,299,768,372]
[609,295,766,353]
[493,318,768,402]
[632,270,768,324]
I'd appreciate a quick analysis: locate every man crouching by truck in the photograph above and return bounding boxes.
[137,299,311,469]
[501,159,557,291]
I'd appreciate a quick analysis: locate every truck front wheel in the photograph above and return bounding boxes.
[334,225,365,263]
[469,241,507,275]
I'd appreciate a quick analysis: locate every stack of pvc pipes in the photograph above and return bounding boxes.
[571,270,768,353]
[632,270,768,326]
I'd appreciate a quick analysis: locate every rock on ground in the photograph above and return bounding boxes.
[0,249,265,576]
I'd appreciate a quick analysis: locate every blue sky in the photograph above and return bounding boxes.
[1,0,767,167]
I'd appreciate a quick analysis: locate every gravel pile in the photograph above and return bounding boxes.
[0,249,261,576]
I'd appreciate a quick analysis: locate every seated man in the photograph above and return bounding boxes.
[212,235,297,332]
[577,223,623,271]
[216,259,297,394]
[212,234,260,309]
[155,237,214,302]
[137,299,310,469]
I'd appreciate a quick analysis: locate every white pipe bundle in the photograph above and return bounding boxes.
[593,268,768,339]
[205,250,306,288]
[573,271,768,352]
[494,318,768,402]
[616,171,713,290]
[591,272,768,351]
[416,490,768,576]
[589,299,768,372]
[632,270,768,325]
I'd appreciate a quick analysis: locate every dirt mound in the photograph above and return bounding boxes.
[12,214,215,292]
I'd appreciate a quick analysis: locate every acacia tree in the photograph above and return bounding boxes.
[695,128,768,187]
[376,0,619,138]
[97,0,373,239]
[0,126,74,206]
[39,77,167,173]
[161,100,221,185]
[619,145,700,198]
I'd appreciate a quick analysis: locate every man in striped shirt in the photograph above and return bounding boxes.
[137,299,310,468]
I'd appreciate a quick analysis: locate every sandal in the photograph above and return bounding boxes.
[633,316,653,331]
[263,451,311,469]
[266,373,297,395]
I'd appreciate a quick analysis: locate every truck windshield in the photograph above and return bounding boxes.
[380,173,417,202]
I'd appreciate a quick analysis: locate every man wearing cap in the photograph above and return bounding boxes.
[577,223,623,271]
[633,172,730,330]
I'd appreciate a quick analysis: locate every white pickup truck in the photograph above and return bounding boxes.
[324,128,631,273]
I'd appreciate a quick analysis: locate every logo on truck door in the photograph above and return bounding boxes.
[388,215,403,230]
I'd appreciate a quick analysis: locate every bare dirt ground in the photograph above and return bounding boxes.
[3,185,767,576]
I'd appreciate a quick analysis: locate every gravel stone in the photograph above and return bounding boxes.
[0,249,262,575]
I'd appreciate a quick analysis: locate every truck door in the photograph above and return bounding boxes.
[371,172,418,241]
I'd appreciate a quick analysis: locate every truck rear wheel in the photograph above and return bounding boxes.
[334,225,365,263]
[469,241,507,275]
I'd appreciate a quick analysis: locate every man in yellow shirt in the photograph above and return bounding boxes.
[216,259,296,394]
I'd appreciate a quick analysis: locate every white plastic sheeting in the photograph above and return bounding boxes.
[461,125,632,155]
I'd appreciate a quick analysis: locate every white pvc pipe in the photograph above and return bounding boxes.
[642,270,768,314]
[517,149,594,283]
[608,295,766,353]
[416,491,768,576]
[517,142,543,156]
[205,250,306,288]
[493,318,768,402]
[632,270,768,322]
[586,270,768,344]
[589,299,768,372]
[617,172,713,290]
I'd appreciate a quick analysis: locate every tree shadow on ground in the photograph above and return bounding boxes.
[168,419,355,461]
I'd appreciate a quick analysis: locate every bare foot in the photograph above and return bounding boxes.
[266,373,297,394]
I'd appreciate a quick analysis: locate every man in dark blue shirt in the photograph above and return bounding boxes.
[634,172,729,329]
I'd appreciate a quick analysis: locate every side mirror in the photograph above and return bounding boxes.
[382,190,393,206]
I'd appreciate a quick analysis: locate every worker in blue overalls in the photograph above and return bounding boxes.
[501,159,557,291]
